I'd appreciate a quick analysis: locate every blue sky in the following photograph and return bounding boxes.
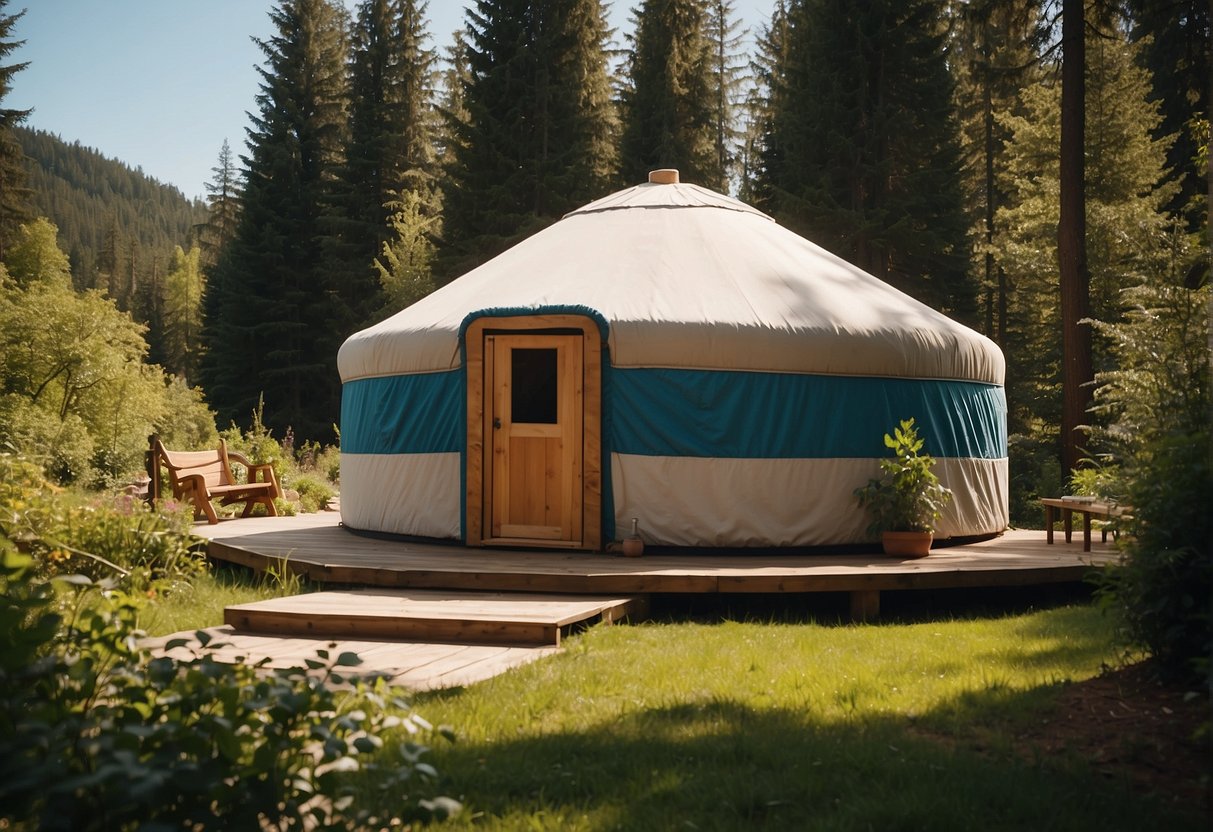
[10,1,771,202]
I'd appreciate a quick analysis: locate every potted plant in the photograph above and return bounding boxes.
[854,418,952,557]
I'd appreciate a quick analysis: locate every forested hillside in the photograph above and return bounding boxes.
[16,126,207,300]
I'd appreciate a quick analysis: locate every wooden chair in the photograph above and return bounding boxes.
[148,435,282,524]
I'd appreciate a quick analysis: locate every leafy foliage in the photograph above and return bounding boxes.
[0,455,456,829]
[0,553,452,830]
[0,219,217,486]
[1089,275,1211,683]
[0,452,202,588]
[854,418,952,534]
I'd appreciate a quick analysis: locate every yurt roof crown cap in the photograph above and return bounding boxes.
[648,169,679,184]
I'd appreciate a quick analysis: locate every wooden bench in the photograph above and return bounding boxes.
[148,435,282,524]
[1041,497,1130,552]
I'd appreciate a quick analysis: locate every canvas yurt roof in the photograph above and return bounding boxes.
[338,176,1004,387]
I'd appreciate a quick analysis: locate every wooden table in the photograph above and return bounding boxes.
[1041,498,1130,552]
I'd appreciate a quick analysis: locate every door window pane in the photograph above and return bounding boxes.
[512,348,557,423]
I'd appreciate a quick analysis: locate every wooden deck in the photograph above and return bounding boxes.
[142,626,559,691]
[145,514,1120,690]
[194,512,1119,620]
[225,588,647,646]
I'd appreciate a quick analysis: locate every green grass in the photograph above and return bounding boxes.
[361,600,1200,831]
[135,563,309,636]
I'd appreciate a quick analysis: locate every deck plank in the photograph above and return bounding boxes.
[225,589,644,646]
[141,626,559,691]
[194,513,1118,596]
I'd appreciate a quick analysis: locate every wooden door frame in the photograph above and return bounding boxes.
[465,314,602,551]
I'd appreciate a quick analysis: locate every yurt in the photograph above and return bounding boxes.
[337,171,1007,550]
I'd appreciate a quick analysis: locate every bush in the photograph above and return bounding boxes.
[1088,276,1211,684]
[0,395,96,485]
[0,453,202,590]
[291,473,335,513]
[0,468,458,830]
[0,549,456,830]
[1099,431,1212,683]
[154,377,220,451]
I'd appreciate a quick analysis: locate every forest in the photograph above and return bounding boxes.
[0,0,1207,521]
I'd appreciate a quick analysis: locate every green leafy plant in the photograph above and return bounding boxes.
[1087,275,1211,684]
[290,473,335,513]
[854,418,952,535]
[1,453,201,591]
[0,537,458,830]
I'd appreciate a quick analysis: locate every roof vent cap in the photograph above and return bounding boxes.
[648,169,679,185]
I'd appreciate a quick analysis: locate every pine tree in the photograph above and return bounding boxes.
[738,0,790,202]
[161,245,205,382]
[618,0,723,190]
[754,0,973,319]
[948,0,1041,345]
[993,25,1177,497]
[706,0,747,188]
[440,0,617,278]
[197,139,242,268]
[1124,0,1209,232]
[199,0,349,442]
[339,0,438,325]
[435,29,470,164]
[0,0,32,258]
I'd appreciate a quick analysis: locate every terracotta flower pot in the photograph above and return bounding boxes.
[881,530,933,558]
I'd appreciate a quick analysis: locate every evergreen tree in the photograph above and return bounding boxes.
[435,29,470,164]
[754,0,974,319]
[738,0,790,202]
[993,26,1177,507]
[1124,0,1209,232]
[161,245,205,382]
[440,0,617,278]
[374,190,437,317]
[618,0,723,190]
[199,0,349,442]
[948,0,1041,344]
[197,139,242,268]
[706,0,747,188]
[339,0,438,325]
[0,0,32,258]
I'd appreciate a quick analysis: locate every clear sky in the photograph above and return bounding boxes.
[10,1,772,202]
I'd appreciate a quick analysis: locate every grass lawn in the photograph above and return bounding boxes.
[135,563,309,637]
[364,597,1204,831]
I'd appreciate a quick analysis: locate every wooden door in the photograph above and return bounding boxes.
[484,333,583,544]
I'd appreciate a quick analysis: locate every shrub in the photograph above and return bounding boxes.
[298,438,341,486]
[291,473,335,513]
[1088,276,1211,684]
[0,453,202,590]
[154,377,220,450]
[1100,431,1211,683]
[0,550,456,831]
[0,469,458,830]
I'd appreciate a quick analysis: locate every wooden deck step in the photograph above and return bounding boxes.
[225,589,648,646]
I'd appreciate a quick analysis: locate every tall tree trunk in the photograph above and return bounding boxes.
[1058,0,1092,476]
